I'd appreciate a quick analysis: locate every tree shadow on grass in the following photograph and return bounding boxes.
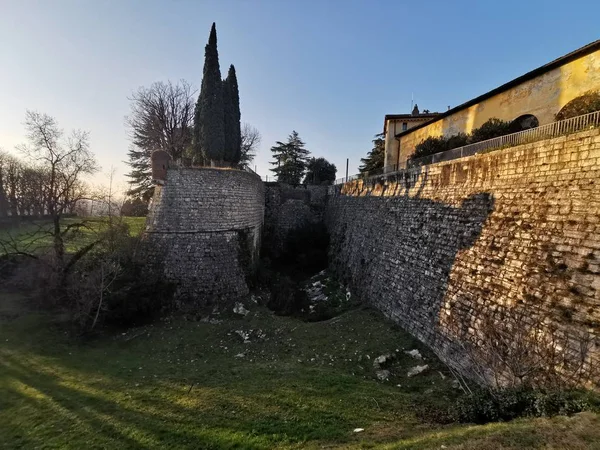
[0,351,387,449]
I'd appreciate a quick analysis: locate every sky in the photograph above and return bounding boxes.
[1,0,599,192]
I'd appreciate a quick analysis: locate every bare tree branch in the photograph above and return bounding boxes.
[240,123,261,167]
[16,110,98,267]
[125,80,196,199]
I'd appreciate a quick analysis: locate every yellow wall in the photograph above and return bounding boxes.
[394,49,600,166]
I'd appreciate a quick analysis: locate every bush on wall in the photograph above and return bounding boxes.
[411,136,449,160]
[556,91,600,121]
[410,118,511,161]
[469,118,511,143]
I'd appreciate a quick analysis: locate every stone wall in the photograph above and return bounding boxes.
[327,128,600,387]
[144,168,264,306]
[263,183,328,256]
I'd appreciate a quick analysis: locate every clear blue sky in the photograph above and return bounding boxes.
[1,0,598,189]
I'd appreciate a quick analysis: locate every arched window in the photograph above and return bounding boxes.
[509,114,539,133]
[556,91,600,120]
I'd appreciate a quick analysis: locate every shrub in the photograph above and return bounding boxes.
[410,118,511,162]
[412,136,448,160]
[0,254,26,282]
[468,118,511,143]
[452,388,595,424]
[468,310,595,389]
[445,132,469,150]
[556,91,600,121]
[67,222,175,331]
[267,275,309,316]
[102,261,175,327]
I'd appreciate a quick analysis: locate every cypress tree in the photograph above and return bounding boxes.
[194,22,224,163]
[222,65,241,164]
[222,75,233,162]
[228,65,241,164]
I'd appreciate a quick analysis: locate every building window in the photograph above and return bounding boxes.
[402,122,408,131]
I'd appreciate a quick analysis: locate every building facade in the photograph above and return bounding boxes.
[384,40,600,170]
[383,107,438,172]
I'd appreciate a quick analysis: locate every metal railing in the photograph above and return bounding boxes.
[335,110,600,185]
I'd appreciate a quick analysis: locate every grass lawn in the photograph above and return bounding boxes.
[0,216,146,255]
[1,293,600,449]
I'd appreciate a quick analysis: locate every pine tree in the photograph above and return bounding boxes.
[304,157,337,185]
[125,146,154,201]
[358,133,385,175]
[269,131,310,184]
[194,22,224,163]
[124,81,194,199]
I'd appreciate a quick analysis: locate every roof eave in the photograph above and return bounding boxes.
[394,39,600,139]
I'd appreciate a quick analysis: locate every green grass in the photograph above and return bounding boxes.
[0,216,146,255]
[1,294,599,449]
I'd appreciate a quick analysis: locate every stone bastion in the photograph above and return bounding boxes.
[142,166,264,307]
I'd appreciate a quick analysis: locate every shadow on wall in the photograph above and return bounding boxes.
[327,173,495,372]
[439,179,600,388]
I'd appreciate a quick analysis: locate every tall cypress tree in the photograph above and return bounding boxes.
[222,65,241,164]
[194,22,224,163]
[222,74,233,162]
[228,65,241,164]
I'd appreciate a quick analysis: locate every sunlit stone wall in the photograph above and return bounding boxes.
[328,128,600,387]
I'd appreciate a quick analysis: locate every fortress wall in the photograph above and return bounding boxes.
[263,183,328,256]
[144,168,264,306]
[327,128,600,387]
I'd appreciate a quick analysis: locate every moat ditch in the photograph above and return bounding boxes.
[253,222,355,322]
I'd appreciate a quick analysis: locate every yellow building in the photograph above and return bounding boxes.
[384,40,600,170]
[383,107,439,171]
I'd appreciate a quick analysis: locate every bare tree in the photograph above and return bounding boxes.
[18,110,98,266]
[240,123,261,167]
[0,150,11,217]
[0,152,23,217]
[125,80,195,199]
[19,165,49,216]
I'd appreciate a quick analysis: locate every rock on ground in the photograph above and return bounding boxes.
[233,302,249,316]
[404,349,423,360]
[407,364,429,377]
[376,369,391,381]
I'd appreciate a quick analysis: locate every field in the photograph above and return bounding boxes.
[0,216,146,255]
[1,292,600,449]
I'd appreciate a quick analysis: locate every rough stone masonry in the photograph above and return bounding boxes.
[263,182,328,256]
[143,167,264,306]
[327,128,600,388]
